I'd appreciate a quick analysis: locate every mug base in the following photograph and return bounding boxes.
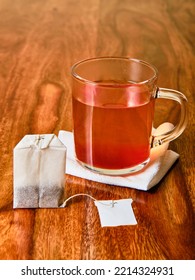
[77,158,150,176]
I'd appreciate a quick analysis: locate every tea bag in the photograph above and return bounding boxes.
[13,134,66,208]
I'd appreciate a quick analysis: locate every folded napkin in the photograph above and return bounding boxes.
[58,123,179,191]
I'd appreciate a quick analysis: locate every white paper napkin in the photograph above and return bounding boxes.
[58,123,179,191]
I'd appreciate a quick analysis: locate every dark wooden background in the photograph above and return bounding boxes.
[0,0,194,260]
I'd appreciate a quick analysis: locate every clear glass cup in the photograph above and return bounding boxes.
[71,57,188,175]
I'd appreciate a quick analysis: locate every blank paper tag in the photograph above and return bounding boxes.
[94,199,137,227]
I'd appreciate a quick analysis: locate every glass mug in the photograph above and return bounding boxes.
[71,57,188,175]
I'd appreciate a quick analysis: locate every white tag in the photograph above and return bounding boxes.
[94,199,137,227]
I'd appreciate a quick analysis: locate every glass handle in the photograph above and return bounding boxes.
[151,87,188,147]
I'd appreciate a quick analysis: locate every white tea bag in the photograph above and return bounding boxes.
[13,134,66,208]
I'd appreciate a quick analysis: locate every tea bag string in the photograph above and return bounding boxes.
[60,193,117,208]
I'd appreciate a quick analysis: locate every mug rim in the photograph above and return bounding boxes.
[71,56,158,85]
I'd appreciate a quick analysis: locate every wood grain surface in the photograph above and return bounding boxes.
[0,0,194,260]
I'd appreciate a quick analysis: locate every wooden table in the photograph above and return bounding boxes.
[0,0,194,260]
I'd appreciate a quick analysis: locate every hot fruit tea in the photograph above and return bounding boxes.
[72,82,155,171]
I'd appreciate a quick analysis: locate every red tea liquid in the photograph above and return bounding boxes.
[73,83,155,171]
